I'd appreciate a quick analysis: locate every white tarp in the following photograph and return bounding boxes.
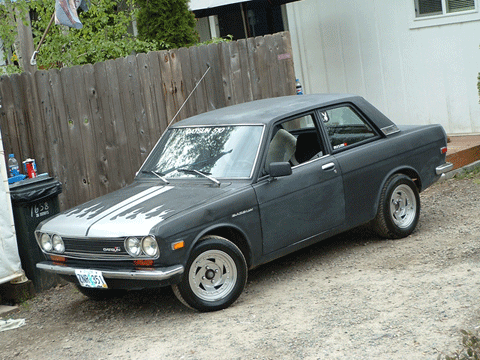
[189,0,251,11]
[0,125,24,285]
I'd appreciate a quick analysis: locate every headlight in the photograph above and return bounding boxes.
[52,234,65,253]
[142,236,159,257]
[40,233,53,252]
[125,237,142,257]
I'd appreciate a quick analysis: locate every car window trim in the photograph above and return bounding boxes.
[314,103,381,155]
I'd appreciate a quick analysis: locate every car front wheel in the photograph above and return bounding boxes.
[172,236,247,312]
[374,174,420,239]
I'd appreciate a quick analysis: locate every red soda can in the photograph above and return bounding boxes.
[23,158,37,178]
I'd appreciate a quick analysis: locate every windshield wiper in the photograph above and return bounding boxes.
[162,149,233,176]
[177,168,221,187]
[140,171,170,184]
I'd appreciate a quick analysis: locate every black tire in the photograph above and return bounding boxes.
[75,285,126,300]
[172,236,247,312]
[373,174,420,239]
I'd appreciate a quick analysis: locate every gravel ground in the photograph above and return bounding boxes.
[1,171,479,360]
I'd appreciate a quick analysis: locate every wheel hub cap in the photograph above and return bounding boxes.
[390,184,417,229]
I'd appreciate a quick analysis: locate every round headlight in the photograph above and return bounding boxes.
[52,234,65,253]
[40,233,53,252]
[125,237,142,257]
[142,236,159,257]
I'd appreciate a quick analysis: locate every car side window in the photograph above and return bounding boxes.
[321,106,377,151]
[264,114,325,174]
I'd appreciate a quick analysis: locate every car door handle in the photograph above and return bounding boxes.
[322,162,336,171]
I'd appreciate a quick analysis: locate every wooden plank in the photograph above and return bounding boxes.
[16,74,35,162]
[82,64,108,198]
[103,59,130,190]
[46,69,75,210]
[264,34,280,99]
[59,66,90,206]
[227,41,245,105]
[280,32,296,96]
[92,61,114,194]
[115,56,138,184]
[246,37,261,101]
[188,45,209,116]
[168,49,188,123]
[206,43,226,111]
[219,42,233,107]
[176,47,197,119]
[136,52,161,153]
[146,51,168,136]
[0,75,20,158]
[125,54,149,166]
[158,50,176,124]
[25,72,50,176]
[197,44,215,112]
[237,39,254,103]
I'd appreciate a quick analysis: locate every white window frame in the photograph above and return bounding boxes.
[411,0,480,29]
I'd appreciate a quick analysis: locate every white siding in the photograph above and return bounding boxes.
[287,0,480,134]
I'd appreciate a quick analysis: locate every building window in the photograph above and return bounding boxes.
[415,0,475,17]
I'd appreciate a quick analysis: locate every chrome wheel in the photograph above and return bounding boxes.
[172,236,247,312]
[389,184,417,229]
[374,174,420,239]
[189,250,238,301]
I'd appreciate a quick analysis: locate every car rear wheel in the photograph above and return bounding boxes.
[374,174,420,239]
[172,236,247,312]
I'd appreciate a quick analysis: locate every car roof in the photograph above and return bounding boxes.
[171,94,361,127]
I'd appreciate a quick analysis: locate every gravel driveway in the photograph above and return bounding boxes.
[1,171,479,360]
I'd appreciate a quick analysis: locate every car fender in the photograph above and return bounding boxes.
[372,165,421,216]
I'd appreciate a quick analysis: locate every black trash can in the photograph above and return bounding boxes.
[9,176,62,292]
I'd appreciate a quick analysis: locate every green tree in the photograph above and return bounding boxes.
[0,0,158,71]
[136,0,198,49]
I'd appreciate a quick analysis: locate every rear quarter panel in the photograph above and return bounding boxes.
[334,124,447,228]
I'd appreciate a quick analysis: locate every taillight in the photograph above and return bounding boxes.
[441,147,447,154]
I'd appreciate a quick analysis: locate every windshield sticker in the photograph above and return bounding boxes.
[183,127,226,135]
[321,112,330,123]
[333,143,347,150]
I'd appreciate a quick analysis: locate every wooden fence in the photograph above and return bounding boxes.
[0,32,296,211]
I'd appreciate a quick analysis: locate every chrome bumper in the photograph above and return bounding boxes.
[436,162,453,175]
[37,262,184,281]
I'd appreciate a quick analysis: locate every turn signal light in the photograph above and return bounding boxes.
[172,241,185,250]
[50,255,66,262]
[134,260,154,267]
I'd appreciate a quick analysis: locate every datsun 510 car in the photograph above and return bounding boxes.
[35,94,453,312]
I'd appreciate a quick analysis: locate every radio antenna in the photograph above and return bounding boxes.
[167,63,211,128]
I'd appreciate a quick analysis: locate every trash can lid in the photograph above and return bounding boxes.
[9,175,62,204]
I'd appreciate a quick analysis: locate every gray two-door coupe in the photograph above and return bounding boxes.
[35,94,452,311]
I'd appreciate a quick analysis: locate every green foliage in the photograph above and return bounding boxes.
[198,35,233,46]
[0,0,160,70]
[439,329,480,360]
[28,0,158,69]
[136,0,198,49]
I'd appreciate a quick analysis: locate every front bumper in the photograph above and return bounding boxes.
[37,262,184,281]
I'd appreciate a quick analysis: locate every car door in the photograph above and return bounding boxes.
[252,113,346,255]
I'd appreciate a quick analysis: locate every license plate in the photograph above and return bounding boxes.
[75,269,108,289]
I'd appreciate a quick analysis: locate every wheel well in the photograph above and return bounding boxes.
[397,168,421,191]
[201,227,252,268]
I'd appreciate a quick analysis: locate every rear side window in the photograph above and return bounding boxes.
[321,106,377,151]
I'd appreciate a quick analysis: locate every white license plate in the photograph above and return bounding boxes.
[75,269,108,289]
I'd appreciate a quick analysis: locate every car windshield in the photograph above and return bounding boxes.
[139,125,264,179]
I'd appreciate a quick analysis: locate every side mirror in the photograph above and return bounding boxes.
[269,162,292,178]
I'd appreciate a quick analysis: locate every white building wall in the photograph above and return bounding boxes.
[286,0,480,134]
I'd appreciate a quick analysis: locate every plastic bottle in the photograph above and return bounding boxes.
[8,154,20,178]
[295,79,303,95]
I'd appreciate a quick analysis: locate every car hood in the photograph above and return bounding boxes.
[39,181,235,238]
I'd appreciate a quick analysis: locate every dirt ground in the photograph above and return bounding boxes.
[1,171,479,360]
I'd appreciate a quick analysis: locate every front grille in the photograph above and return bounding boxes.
[62,237,131,260]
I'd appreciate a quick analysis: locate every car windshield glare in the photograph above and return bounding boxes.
[139,125,264,179]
